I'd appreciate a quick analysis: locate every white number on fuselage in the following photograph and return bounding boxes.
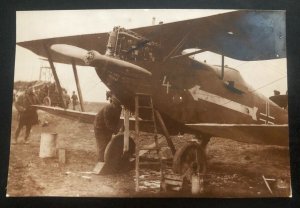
[162,76,171,94]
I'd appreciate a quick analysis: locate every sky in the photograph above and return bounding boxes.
[15,9,287,102]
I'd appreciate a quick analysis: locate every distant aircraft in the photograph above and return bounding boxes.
[17,10,288,190]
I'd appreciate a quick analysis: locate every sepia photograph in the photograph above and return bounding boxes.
[7,9,290,197]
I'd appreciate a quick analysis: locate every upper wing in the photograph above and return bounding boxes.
[17,33,109,66]
[132,10,286,61]
[17,11,286,64]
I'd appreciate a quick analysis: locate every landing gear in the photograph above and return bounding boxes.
[100,133,135,174]
[173,142,207,179]
[172,136,210,193]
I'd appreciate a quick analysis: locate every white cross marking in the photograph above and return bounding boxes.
[259,101,275,124]
[188,85,258,121]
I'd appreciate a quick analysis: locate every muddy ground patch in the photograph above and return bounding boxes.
[7,107,291,197]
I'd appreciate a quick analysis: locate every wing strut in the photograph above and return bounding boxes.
[71,59,85,112]
[43,43,66,108]
[163,31,191,62]
[221,54,224,80]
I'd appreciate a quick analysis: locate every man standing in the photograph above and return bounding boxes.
[94,95,122,162]
[71,91,78,110]
[63,90,71,109]
[13,87,40,144]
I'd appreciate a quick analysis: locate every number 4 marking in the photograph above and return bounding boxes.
[162,76,171,94]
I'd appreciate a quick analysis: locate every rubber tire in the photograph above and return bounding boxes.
[172,142,207,175]
[100,133,135,174]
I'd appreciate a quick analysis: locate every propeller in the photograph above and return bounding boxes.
[51,44,88,61]
[50,44,152,76]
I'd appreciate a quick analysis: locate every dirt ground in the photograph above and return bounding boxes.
[6,104,291,197]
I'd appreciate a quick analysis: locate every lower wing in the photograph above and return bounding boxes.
[185,123,289,147]
[33,105,289,146]
[33,105,96,123]
[32,105,151,132]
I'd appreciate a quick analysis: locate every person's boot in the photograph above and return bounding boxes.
[24,135,30,144]
[24,138,30,144]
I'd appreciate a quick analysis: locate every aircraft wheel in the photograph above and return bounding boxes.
[100,133,135,174]
[172,142,207,183]
[43,96,51,106]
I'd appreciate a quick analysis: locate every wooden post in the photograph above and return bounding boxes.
[58,148,66,164]
[71,59,85,112]
[123,107,130,152]
[43,44,66,108]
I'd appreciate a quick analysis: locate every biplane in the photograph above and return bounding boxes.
[16,10,288,191]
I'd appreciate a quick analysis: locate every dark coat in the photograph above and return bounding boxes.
[15,92,39,125]
[71,94,78,104]
[94,103,122,134]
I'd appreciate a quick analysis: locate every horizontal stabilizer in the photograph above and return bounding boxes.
[269,95,288,109]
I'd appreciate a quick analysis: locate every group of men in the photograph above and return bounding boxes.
[12,85,122,165]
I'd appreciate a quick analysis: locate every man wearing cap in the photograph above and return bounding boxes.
[94,94,122,162]
[13,87,40,144]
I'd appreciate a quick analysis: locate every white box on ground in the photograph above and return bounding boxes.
[39,132,58,158]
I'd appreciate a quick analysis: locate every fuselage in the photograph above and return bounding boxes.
[90,25,288,146]
[94,53,288,137]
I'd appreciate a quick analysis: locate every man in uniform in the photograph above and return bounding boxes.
[13,87,40,144]
[94,94,122,162]
[71,91,78,110]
